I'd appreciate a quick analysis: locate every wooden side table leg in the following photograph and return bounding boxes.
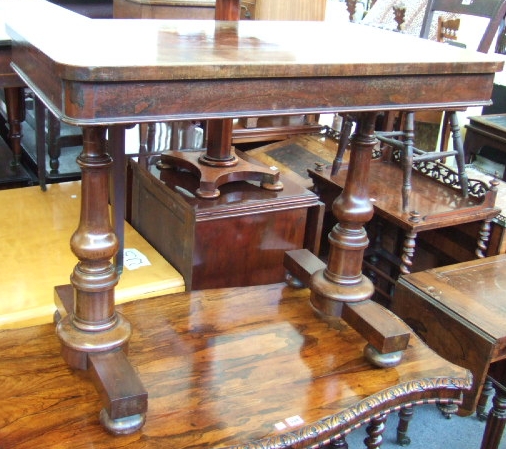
[396,405,413,446]
[55,126,147,434]
[4,86,25,167]
[400,229,417,275]
[480,381,506,449]
[477,378,495,421]
[476,218,492,259]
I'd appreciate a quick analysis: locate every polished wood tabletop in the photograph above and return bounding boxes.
[0,283,471,448]
[4,0,504,125]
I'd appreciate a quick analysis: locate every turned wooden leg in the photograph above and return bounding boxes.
[33,96,48,191]
[400,228,418,275]
[448,110,469,198]
[480,381,506,449]
[476,218,492,259]
[477,378,495,421]
[328,436,348,448]
[396,405,413,446]
[4,86,25,167]
[365,414,387,449]
[47,112,62,172]
[284,112,410,368]
[55,126,147,434]
[309,112,377,317]
[400,112,414,213]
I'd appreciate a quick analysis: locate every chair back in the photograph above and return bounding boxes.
[420,0,506,52]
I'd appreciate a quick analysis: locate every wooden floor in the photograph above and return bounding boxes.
[0,181,185,329]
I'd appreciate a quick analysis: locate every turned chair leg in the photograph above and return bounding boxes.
[396,406,413,446]
[480,379,506,449]
[331,114,354,175]
[447,110,469,198]
[477,378,496,421]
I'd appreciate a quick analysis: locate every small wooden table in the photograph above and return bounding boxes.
[308,158,501,303]
[465,113,506,180]
[0,283,471,448]
[392,254,506,418]
[5,0,503,434]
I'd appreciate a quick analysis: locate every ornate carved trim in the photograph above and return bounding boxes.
[227,374,472,449]
[390,149,489,199]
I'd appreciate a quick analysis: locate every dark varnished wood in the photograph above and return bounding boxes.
[464,113,506,181]
[4,0,503,433]
[128,152,323,290]
[392,255,506,417]
[0,283,471,448]
[0,25,27,170]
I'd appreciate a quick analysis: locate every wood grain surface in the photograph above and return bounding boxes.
[0,283,470,448]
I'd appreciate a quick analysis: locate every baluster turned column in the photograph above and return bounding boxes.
[309,112,377,316]
[56,126,147,434]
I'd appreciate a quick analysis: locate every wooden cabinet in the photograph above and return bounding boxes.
[128,153,323,290]
[244,0,326,21]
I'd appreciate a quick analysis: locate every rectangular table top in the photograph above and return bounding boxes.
[3,0,505,125]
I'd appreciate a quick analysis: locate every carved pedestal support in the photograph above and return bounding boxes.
[285,112,409,368]
[55,127,147,435]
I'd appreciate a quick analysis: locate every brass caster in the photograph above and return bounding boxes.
[100,409,146,435]
[363,343,403,368]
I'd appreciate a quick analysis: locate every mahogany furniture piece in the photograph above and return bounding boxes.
[464,113,506,181]
[0,21,31,185]
[392,254,506,449]
[113,0,323,149]
[0,283,472,448]
[5,0,503,434]
[128,152,324,290]
[308,157,500,305]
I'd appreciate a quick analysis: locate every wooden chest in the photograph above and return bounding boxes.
[128,154,323,290]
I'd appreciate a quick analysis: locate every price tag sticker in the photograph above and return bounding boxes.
[123,248,151,270]
[285,415,304,427]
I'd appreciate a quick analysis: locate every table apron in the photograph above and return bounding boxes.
[13,62,495,126]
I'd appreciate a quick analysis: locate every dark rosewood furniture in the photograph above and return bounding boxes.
[465,113,506,180]
[5,0,503,434]
[0,283,471,448]
[128,152,324,290]
[307,156,500,304]
[392,255,506,449]
[0,21,31,186]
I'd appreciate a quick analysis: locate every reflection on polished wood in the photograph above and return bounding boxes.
[5,0,503,433]
[0,283,471,448]
[0,181,185,329]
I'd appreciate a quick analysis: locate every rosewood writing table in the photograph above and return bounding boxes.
[4,0,504,434]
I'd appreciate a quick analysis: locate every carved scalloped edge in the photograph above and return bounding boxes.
[225,373,473,449]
